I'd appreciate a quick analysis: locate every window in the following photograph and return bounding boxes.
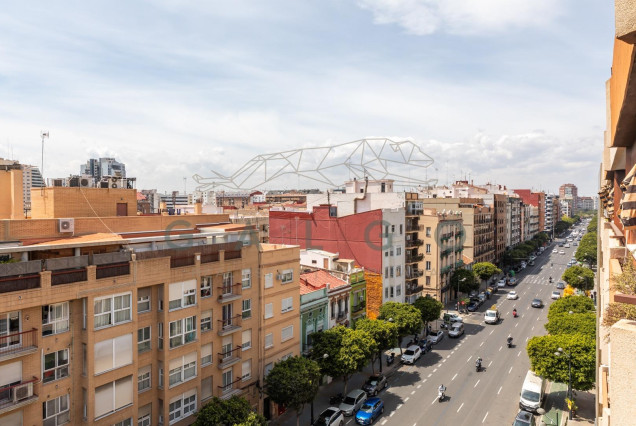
[200,276,212,298]
[399,224,403,234]
[390,266,394,278]
[94,334,133,375]
[396,246,402,256]
[168,352,197,387]
[391,225,395,233]
[265,333,273,349]
[158,362,164,389]
[138,327,151,353]
[137,288,151,313]
[201,310,212,332]
[242,329,251,350]
[222,370,233,393]
[264,362,273,377]
[169,316,197,349]
[281,325,293,342]
[384,267,388,278]
[426,276,431,285]
[201,344,212,366]
[264,303,273,319]
[279,269,293,284]
[426,261,431,271]
[242,299,251,319]
[42,302,69,336]
[281,297,293,313]
[426,227,431,237]
[94,376,133,420]
[426,244,431,253]
[43,394,70,426]
[158,322,164,349]
[241,269,251,289]
[158,285,164,311]
[168,280,196,311]
[82,298,87,329]
[241,359,251,381]
[201,377,213,401]
[281,353,293,361]
[384,251,388,257]
[264,273,273,288]
[384,225,389,236]
[222,272,233,293]
[384,288,389,299]
[390,286,394,298]
[94,293,132,329]
[390,248,394,256]
[330,302,335,319]
[82,344,87,375]
[43,349,69,383]
[396,284,401,297]
[138,365,151,393]
[138,404,152,426]
[169,390,196,425]
[115,419,132,426]
[396,266,401,277]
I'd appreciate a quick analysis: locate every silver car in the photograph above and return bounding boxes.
[339,389,368,416]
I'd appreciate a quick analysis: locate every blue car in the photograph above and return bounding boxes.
[355,397,384,425]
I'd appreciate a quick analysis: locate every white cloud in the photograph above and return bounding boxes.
[355,0,565,35]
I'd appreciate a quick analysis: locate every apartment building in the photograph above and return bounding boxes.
[596,8,636,425]
[507,196,522,248]
[0,159,24,220]
[0,195,300,426]
[559,183,578,216]
[513,189,545,233]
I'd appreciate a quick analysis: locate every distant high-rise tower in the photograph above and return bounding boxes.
[21,164,45,213]
[559,183,578,216]
[80,157,126,181]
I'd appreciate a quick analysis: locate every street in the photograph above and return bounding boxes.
[278,240,580,426]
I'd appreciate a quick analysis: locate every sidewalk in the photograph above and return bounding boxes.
[540,381,595,425]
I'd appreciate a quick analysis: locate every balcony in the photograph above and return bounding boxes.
[218,345,243,369]
[406,253,424,263]
[200,252,219,264]
[0,329,38,362]
[406,239,423,248]
[0,274,40,294]
[336,311,348,324]
[217,283,242,303]
[50,268,87,286]
[170,255,196,268]
[218,376,244,399]
[440,265,453,275]
[95,262,130,280]
[407,269,423,279]
[406,285,424,296]
[455,261,464,268]
[352,302,366,313]
[0,377,38,415]
[218,315,242,336]
[440,248,453,257]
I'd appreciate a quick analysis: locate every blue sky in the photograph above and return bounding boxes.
[0,0,614,195]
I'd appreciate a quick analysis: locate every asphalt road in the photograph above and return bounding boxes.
[357,240,580,426]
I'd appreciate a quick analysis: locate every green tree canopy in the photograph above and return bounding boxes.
[265,356,321,426]
[575,233,597,266]
[449,269,479,294]
[544,312,596,338]
[473,262,502,281]
[195,396,266,426]
[311,326,376,394]
[527,334,595,391]
[354,318,398,373]
[561,266,595,291]
[587,217,598,233]
[547,295,595,322]
[413,296,444,326]
[378,302,422,354]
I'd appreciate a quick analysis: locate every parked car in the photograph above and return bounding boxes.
[427,330,445,344]
[314,408,345,426]
[361,374,388,396]
[513,410,536,426]
[531,299,544,308]
[508,277,518,286]
[529,260,535,266]
[401,345,422,365]
[355,397,384,425]
[497,279,507,288]
[339,389,368,416]
[507,290,519,300]
[556,282,566,289]
[418,338,433,353]
[478,292,487,304]
[488,285,498,294]
[552,248,558,253]
[467,301,479,312]
[551,291,561,300]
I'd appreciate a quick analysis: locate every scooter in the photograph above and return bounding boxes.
[386,352,396,366]
[438,389,445,402]
[507,337,513,348]
[513,310,518,318]
[475,360,482,372]
[329,392,343,405]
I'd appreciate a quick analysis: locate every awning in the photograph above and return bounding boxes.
[620,164,636,227]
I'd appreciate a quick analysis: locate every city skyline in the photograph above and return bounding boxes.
[0,1,612,195]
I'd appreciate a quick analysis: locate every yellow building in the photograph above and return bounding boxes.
[30,187,138,219]
[0,217,300,425]
[0,159,25,220]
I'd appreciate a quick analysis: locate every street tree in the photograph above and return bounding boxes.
[587,217,598,233]
[265,356,321,426]
[236,412,268,426]
[473,262,502,282]
[575,233,597,266]
[449,269,479,294]
[355,318,398,373]
[527,334,595,391]
[195,396,266,426]
[378,302,422,354]
[562,266,595,291]
[311,326,376,394]
[413,296,443,329]
[544,312,596,338]
[547,295,595,322]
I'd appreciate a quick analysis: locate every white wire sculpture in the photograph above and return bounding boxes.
[193,137,437,191]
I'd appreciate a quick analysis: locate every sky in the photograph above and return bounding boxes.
[0,0,615,196]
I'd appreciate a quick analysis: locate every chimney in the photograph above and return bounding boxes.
[194,199,202,215]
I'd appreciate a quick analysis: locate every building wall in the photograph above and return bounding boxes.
[30,187,138,219]
[0,164,24,220]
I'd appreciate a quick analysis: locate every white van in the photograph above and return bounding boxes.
[519,370,545,413]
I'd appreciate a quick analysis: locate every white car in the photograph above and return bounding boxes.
[551,291,561,300]
[559,250,565,255]
[316,407,345,426]
[507,291,519,300]
[427,330,445,344]
[552,248,558,253]
[497,279,507,288]
[401,345,422,364]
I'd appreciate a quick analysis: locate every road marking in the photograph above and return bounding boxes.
[488,360,493,367]
[447,355,452,359]
[482,412,489,423]
[411,390,416,395]
[515,323,519,328]
[433,369,438,372]
[397,404,403,410]
[422,379,427,383]
[526,337,529,342]
[428,374,432,378]
[474,379,480,388]
[498,386,502,395]
[381,420,387,425]
[518,351,522,357]
[417,384,422,389]
[537,317,540,321]
[405,397,410,401]
[452,373,458,381]
[480,341,484,347]
[489,330,494,335]
[390,412,395,417]
[509,366,513,374]
[467,356,472,363]
[431,397,438,405]
[531,325,534,330]
[442,359,446,363]
[457,402,464,413]
[452,350,455,354]
[499,346,503,351]
[347,421,351,425]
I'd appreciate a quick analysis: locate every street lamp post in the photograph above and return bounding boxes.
[555,347,573,420]
[311,353,329,425]
[457,277,466,312]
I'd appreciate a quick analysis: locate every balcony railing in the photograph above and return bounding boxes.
[406,239,423,247]
[218,345,243,369]
[218,376,243,398]
[218,315,242,336]
[0,329,38,361]
[201,252,219,264]
[406,285,424,296]
[225,250,242,260]
[352,302,366,313]
[0,274,40,294]
[96,262,130,279]
[170,255,196,268]
[440,265,453,275]
[217,283,242,303]
[51,268,87,286]
[406,253,424,263]
[0,376,38,412]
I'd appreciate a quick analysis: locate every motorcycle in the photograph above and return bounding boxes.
[329,392,344,405]
[386,352,396,366]
[438,389,445,402]
[475,359,482,372]
[549,277,553,283]
[507,337,513,348]
[513,310,518,318]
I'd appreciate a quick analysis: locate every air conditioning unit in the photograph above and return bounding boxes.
[13,382,33,402]
[53,179,64,187]
[99,180,109,189]
[80,176,93,188]
[110,178,119,189]
[59,218,75,233]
